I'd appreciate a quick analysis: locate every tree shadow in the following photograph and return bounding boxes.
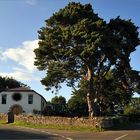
[107,122,140,131]
[0,128,59,139]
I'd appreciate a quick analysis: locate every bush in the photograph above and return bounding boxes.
[32,109,40,115]
[124,107,140,121]
[42,105,54,116]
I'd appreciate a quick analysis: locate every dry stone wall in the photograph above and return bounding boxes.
[16,115,103,128]
[0,113,7,122]
[15,115,128,129]
[0,113,129,129]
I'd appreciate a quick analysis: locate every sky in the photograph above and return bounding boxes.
[0,0,140,101]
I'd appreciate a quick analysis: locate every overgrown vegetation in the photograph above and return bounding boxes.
[41,95,140,119]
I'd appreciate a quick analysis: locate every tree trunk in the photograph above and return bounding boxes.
[86,66,95,118]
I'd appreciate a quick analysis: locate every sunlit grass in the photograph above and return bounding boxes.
[0,120,7,124]
[4,120,102,131]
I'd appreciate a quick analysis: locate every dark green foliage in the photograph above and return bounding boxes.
[105,17,139,63]
[97,70,132,116]
[0,76,26,91]
[34,2,105,90]
[124,98,140,121]
[67,90,88,117]
[42,96,68,116]
[41,101,54,116]
[32,109,41,115]
[70,70,139,116]
[51,96,68,116]
[34,2,140,117]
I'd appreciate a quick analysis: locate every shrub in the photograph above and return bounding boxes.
[124,106,140,121]
[32,109,40,115]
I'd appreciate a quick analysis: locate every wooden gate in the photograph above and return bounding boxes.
[10,105,23,115]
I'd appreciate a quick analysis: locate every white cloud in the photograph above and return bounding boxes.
[0,67,40,81]
[0,66,40,81]
[25,0,38,6]
[2,40,38,72]
[0,71,37,81]
[0,40,41,81]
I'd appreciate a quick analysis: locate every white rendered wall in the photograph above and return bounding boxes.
[0,91,43,114]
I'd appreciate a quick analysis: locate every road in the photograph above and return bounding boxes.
[0,125,68,140]
[55,129,140,140]
[42,123,140,140]
[0,123,140,140]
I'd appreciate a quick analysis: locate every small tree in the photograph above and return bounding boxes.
[34,2,140,117]
[51,96,67,116]
[42,101,54,116]
[67,89,88,117]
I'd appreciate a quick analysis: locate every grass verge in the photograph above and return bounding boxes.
[0,120,102,131]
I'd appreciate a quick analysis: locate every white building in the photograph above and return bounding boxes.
[0,87,47,115]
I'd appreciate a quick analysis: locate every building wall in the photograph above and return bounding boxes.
[0,91,44,114]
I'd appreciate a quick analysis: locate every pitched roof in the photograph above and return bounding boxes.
[8,87,31,91]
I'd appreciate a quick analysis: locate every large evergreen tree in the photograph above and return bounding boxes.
[75,69,140,116]
[34,2,140,117]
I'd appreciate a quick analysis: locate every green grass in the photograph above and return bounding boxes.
[0,120,7,124]
[1,120,102,131]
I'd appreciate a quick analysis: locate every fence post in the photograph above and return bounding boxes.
[7,111,14,123]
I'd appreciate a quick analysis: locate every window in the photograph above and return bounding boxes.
[12,93,22,101]
[2,94,7,104]
[28,95,33,104]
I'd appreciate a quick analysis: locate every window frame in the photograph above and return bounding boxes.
[28,94,33,104]
[1,94,7,104]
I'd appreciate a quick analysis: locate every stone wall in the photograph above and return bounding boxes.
[0,113,129,129]
[15,115,103,128]
[15,115,129,129]
[0,113,7,122]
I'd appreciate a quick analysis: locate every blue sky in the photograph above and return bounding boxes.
[0,0,140,101]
